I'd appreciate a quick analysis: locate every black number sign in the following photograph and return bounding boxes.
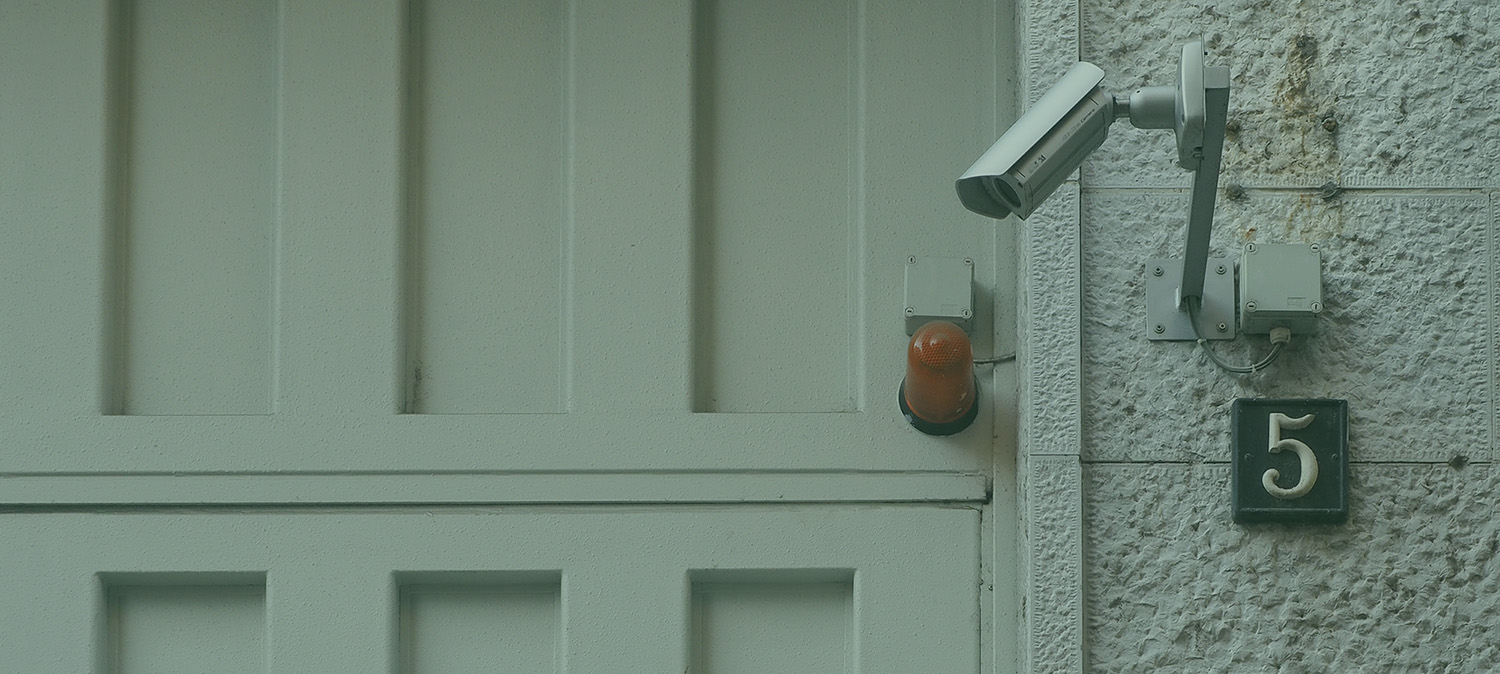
[1231,399,1348,524]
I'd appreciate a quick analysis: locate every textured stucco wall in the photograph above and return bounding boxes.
[1018,0,1497,671]
[1087,464,1500,672]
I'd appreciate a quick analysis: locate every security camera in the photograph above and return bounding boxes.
[955,63,1113,220]
[956,42,1217,221]
[956,42,1236,343]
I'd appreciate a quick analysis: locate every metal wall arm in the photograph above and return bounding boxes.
[1177,66,1231,306]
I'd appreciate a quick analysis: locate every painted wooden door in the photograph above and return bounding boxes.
[0,1,1007,672]
[3,508,979,673]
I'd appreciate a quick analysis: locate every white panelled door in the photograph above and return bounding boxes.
[3,508,979,673]
[0,1,1005,672]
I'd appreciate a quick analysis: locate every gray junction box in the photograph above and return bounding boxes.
[1239,243,1322,335]
[903,256,974,335]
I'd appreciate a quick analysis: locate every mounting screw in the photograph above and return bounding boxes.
[1217,322,1228,333]
[904,306,915,316]
[1153,266,1164,277]
[1311,302,1322,313]
[907,255,916,264]
[1309,244,1320,253]
[1246,243,1257,254]
[1154,324,1166,334]
[963,258,973,267]
[1246,301,1258,313]
[960,308,972,319]
[1216,264,1226,275]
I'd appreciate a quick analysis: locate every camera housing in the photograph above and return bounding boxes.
[955,62,1113,220]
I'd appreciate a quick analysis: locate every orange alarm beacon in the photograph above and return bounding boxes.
[899,320,978,436]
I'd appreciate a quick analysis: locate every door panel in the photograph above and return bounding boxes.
[0,507,981,673]
[691,0,860,414]
[0,0,1001,485]
[107,583,267,674]
[399,580,561,674]
[109,0,279,415]
[692,576,854,673]
[404,0,569,415]
[1,1,1000,670]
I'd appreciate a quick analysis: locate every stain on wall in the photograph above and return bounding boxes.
[1078,0,1498,188]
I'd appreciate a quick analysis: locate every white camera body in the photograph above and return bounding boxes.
[955,62,1113,220]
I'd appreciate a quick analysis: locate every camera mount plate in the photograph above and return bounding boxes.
[1145,256,1236,340]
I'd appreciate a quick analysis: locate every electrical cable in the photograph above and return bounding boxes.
[973,353,1016,365]
[1185,299,1289,374]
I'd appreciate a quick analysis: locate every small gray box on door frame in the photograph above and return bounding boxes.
[903,256,973,334]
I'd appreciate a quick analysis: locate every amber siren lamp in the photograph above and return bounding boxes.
[899,320,978,436]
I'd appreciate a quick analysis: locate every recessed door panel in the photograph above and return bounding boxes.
[106,582,266,674]
[691,0,858,413]
[109,0,278,415]
[692,574,855,674]
[399,579,561,674]
[404,0,567,414]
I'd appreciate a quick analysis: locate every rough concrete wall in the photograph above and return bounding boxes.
[1087,464,1500,672]
[1027,0,1497,671]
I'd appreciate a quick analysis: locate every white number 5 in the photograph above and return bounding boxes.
[1262,413,1317,500]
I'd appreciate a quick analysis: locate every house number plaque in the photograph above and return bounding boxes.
[1231,398,1348,524]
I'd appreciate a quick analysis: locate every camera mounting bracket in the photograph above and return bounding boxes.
[1145,256,1236,340]
[1138,43,1233,340]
